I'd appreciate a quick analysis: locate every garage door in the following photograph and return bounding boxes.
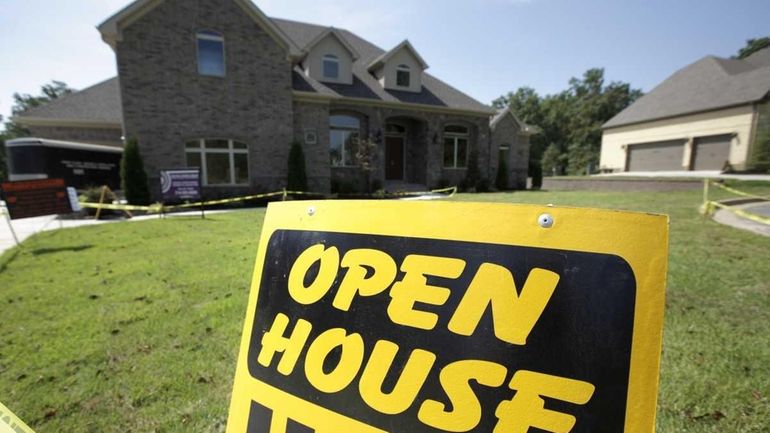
[627,140,685,171]
[692,134,731,171]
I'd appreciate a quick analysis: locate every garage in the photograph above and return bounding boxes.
[692,134,732,170]
[626,140,686,171]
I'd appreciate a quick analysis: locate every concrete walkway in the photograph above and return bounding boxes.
[0,206,226,257]
[712,201,770,237]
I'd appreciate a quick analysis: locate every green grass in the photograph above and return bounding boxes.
[1,186,769,433]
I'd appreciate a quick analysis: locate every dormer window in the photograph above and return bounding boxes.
[197,30,225,77]
[322,54,339,80]
[396,64,410,87]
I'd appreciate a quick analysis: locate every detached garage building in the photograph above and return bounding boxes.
[600,47,770,173]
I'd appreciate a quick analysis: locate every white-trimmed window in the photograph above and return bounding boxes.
[396,64,411,87]
[197,30,225,76]
[330,114,360,167]
[322,54,340,80]
[443,125,469,168]
[185,139,248,185]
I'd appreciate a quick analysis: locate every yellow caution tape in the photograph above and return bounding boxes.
[78,187,459,214]
[708,200,770,225]
[709,181,770,200]
[78,202,154,211]
[0,400,36,433]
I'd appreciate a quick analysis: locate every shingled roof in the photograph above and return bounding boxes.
[16,10,492,126]
[275,18,492,114]
[604,47,770,129]
[15,77,122,126]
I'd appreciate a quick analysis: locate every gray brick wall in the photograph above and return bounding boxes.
[492,115,530,189]
[26,125,123,147]
[115,0,294,198]
[293,101,331,192]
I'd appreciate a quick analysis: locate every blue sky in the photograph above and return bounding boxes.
[1,0,768,127]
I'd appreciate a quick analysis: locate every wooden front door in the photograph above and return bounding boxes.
[385,136,404,180]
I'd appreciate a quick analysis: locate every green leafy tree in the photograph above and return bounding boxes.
[121,138,151,205]
[0,130,6,182]
[354,136,378,193]
[495,69,642,180]
[3,81,73,138]
[735,37,770,59]
[286,141,308,191]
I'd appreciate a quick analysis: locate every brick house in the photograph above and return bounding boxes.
[12,0,535,196]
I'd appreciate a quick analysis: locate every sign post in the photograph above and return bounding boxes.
[226,201,669,433]
[160,168,203,218]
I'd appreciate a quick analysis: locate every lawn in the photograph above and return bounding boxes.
[1,185,769,432]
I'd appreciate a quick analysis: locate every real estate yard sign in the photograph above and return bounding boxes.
[226,201,668,433]
[0,179,72,219]
[159,168,201,202]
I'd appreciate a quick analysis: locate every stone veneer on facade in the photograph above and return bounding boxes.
[116,0,294,196]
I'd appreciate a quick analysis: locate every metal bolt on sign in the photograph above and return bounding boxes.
[307,206,316,216]
[538,213,554,228]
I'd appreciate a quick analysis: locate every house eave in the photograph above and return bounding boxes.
[12,116,123,130]
[292,91,494,117]
[98,0,302,58]
[602,102,757,130]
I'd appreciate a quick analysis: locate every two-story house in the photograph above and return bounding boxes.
[11,0,534,196]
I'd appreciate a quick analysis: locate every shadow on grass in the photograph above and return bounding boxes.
[31,245,93,256]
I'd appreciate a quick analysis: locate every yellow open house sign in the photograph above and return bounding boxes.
[226,200,668,433]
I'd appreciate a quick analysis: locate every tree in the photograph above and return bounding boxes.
[121,138,151,205]
[735,37,770,59]
[286,141,308,191]
[354,136,378,193]
[3,81,74,138]
[0,122,6,182]
[494,68,642,180]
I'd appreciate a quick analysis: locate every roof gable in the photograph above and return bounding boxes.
[301,27,360,61]
[98,0,301,57]
[367,40,429,72]
[275,19,491,114]
[491,106,538,134]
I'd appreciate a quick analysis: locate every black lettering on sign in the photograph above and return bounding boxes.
[247,230,636,433]
[247,400,315,433]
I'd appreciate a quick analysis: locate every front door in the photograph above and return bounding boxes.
[385,136,404,180]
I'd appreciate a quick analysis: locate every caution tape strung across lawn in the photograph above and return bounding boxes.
[78,187,458,214]
[701,180,770,225]
[709,181,770,201]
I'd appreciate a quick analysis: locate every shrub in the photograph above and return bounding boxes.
[286,141,308,191]
[121,138,151,205]
[495,158,509,191]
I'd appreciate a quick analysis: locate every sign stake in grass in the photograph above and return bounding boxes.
[226,201,669,433]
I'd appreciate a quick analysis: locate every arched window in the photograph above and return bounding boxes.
[322,54,340,79]
[396,64,411,87]
[197,30,225,76]
[185,139,248,185]
[330,114,361,167]
[443,124,469,168]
